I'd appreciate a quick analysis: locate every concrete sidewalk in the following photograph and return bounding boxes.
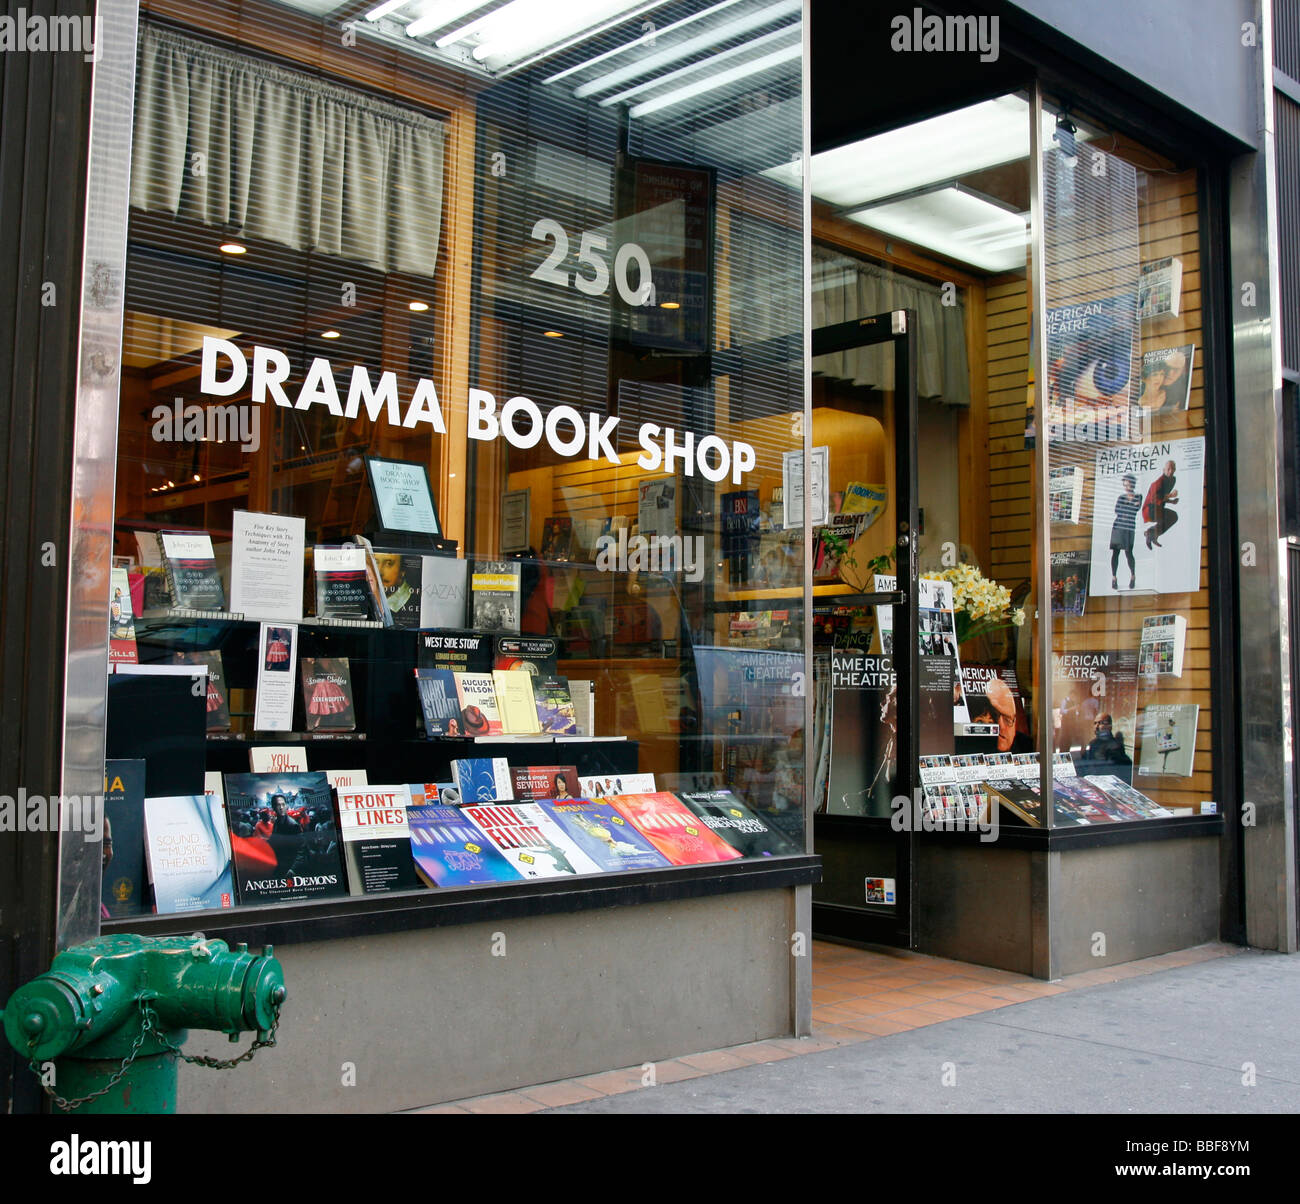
[422,939,1300,1114]
[548,946,1299,1113]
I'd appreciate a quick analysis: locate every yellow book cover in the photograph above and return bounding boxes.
[492,669,541,735]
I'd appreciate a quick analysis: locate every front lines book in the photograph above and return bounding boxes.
[336,785,422,895]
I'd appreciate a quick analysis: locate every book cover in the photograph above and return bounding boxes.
[825,651,896,817]
[959,664,1030,752]
[540,800,671,871]
[102,759,147,917]
[109,566,138,664]
[1049,465,1085,524]
[493,669,542,735]
[143,794,234,914]
[985,778,1045,827]
[533,675,578,735]
[605,792,744,865]
[324,768,368,791]
[407,803,521,887]
[173,650,231,732]
[1053,776,1133,822]
[222,772,348,905]
[1138,344,1195,415]
[417,629,492,673]
[1138,613,1188,679]
[676,789,800,857]
[314,546,373,620]
[158,531,225,611]
[1042,293,1141,445]
[249,746,308,774]
[420,556,468,629]
[414,668,464,737]
[509,765,580,801]
[720,489,761,584]
[492,635,558,677]
[1052,649,1139,780]
[570,679,595,737]
[1137,703,1199,777]
[540,516,575,561]
[336,784,423,895]
[373,548,425,629]
[1086,774,1175,818]
[471,560,522,632]
[1050,551,1090,617]
[450,757,514,803]
[1138,256,1183,320]
[812,514,865,580]
[840,481,887,524]
[453,672,505,737]
[299,657,356,732]
[1088,436,1206,597]
[459,802,603,878]
[579,773,657,798]
[351,534,395,627]
[637,477,677,539]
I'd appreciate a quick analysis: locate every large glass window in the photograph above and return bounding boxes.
[102,0,807,921]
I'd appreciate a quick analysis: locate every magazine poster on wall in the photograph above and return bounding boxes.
[1088,436,1205,598]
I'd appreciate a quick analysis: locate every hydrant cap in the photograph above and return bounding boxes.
[241,954,286,1033]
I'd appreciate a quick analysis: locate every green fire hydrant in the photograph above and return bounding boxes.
[2,933,286,1114]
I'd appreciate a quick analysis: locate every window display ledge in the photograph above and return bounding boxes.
[816,813,1223,849]
[100,855,823,948]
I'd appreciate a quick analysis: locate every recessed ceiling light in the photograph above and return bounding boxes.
[660,301,681,309]
[322,330,342,339]
[219,242,248,255]
[543,330,564,338]
[408,300,429,312]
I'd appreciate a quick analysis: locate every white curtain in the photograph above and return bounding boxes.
[131,25,446,279]
[812,247,971,405]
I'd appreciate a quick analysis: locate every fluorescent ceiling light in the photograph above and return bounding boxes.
[574,0,797,98]
[627,40,801,118]
[845,186,1027,273]
[771,95,1037,208]
[600,22,798,107]
[543,0,744,85]
[438,0,635,54]
[365,0,410,21]
[406,0,491,38]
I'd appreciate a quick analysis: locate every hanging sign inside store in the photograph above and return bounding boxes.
[199,337,756,485]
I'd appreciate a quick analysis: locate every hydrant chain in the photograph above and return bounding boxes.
[31,999,156,1113]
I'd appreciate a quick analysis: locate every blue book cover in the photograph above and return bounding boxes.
[540,800,671,872]
[450,757,513,803]
[414,668,464,737]
[407,804,520,887]
[143,794,234,914]
[103,759,147,918]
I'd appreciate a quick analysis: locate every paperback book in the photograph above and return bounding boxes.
[459,802,603,878]
[414,668,464,737]
[1138,345,1195,416]
[1050,551,1091,617]
[959,664,1030,751]
[453,672,504,737]
[533,675,578,735]
[1049,465,1085,524]
[314,546,374,620]
[493,636,558,677]
[173,650,231,732]
[471,560,522,632]
[450,756,514,803]
[1087,774,1175,818]
[605,792,744,866]
[492,668,542,735]
[420,555,468,629]
[540,516,575,561]
[102,759,147,917]
[417,629,492,674]
[1138,613,1188,679]
[509,765,580,801]
[407,803,520,887]
[222,772,348,905]
[336,784,422,895]
[109,566,138,664]
[578,773,657,798]
[1137,703,1199,777]
[540,800,671,871]
[158,531,226,611]
[373,548,425,629]
[299,657,356,732]
[1051,648,1139,780]
[143,794,234,913]
[1138,256,1183,320]
[676,790,800,858]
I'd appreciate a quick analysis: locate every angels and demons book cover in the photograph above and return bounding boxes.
[222,771,348,905]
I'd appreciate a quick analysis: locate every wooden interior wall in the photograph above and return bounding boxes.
[1048,166,1211,813]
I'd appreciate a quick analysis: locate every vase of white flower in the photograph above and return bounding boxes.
[923,564,1026,645]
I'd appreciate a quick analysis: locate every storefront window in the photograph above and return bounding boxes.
[1039,96,1215,824]
[103,0,807,920]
